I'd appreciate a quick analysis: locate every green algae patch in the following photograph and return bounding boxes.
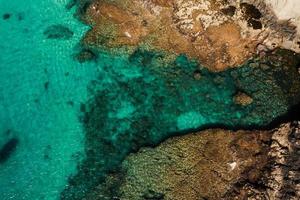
[61,48,300,199]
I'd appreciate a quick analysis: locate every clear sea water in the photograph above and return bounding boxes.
[1,0,300,200]
[0,0,95,199]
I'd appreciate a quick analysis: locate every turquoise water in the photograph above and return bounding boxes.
[1,0,300,200]
[0,0,95,199]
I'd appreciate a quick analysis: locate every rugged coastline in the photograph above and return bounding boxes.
[60,1,300,199]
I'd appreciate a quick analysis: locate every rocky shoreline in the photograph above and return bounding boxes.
[76,0,300,71]
[60,1,300,199]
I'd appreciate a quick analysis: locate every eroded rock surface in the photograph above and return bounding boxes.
[114,129,271,200]
[86,122,300,200]
[79,0,300,71]
[224,122,300,200]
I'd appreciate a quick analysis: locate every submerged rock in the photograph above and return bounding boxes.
[233,92,253,106]
[75,49,97,63]
[0,138,19,163]
[43,25,74,39]
[2,13,11,20]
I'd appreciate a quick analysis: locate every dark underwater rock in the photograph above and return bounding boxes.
[0,138,19,163]
[43,25,74,40]
[75,49,97,63]
[2,13,11,20]
[44,81,49,91]
[66,0,78,10]
[224,122,300,200]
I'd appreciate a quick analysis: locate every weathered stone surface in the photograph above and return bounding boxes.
[234,92,253,106]
[224,122,300,200]
[85,129,272,200]
[85,122,300,200]
[79,0,300,71]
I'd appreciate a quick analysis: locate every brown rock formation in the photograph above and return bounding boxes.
[224,122,300,200]
[85,129,271,199]
[84,122,300,200]
[80,0,300,71]
[117,129,271,200]
[82,0,259,71]
[233,92,253,106]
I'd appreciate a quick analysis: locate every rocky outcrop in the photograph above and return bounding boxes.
[115,129,271,200]
[85,122,300,200]
[79,0,300,71]
[224,122,300,200]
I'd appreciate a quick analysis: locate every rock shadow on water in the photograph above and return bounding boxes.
[43,24,74,40]
[2,13,11,20]
[0,137,19,164]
